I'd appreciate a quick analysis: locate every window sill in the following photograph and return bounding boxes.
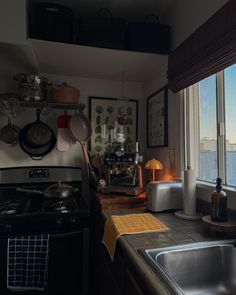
[197,180,236,193]
[197,180,236,205]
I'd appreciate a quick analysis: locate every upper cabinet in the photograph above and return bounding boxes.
[0,0,27,45]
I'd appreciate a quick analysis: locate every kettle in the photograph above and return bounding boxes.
[49,82,80,104]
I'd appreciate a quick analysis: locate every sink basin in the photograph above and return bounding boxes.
[139,240,236,295]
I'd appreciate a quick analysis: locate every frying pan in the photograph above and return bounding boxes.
[19,134,56,160]
[19,108,56,159]
[69,109,97,185]
[16,182,78,199]
[0,117,21,145]
[20,108,54,148]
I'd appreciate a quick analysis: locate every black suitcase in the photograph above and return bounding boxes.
[77,9,126,50]
[29,2,74,43]
[127,15,170,54]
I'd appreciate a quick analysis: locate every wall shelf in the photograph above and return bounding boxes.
[0,38,167,83]
[18,101,86,110]
[28,38,168,82]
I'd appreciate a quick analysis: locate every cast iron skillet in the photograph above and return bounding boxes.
[20,108,54,148]
[19,134,56,160]
[19,108,56,159]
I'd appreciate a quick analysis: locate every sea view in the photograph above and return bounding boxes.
[199,151,236,186]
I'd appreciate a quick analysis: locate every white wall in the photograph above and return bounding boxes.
[142,57,181,179]
[164,0,229,50]
[0,72,142,168]
[0,0,27,45]
[0,43,35,92]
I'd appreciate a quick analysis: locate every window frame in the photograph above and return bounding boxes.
[184,68,235,188]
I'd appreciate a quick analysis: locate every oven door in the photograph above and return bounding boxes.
[0,228,89,295]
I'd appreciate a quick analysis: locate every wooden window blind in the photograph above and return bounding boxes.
[167,0,236,93]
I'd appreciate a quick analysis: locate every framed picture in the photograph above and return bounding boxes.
[146,86,168,148]
[89,96,138,155]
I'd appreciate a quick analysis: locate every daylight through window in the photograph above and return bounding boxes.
[185,63,236,187]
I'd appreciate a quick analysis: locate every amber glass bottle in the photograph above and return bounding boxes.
[211,178,227,222]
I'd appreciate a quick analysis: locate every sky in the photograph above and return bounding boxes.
[225,64,236,143]
[199,63,236,143]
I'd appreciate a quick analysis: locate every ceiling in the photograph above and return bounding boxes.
[30,0,175,22]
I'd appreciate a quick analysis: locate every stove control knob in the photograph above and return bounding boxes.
[70,216,79,225]
[56,218,64,228]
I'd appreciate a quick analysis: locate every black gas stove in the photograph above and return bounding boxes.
[0,167,90,236]
[0,166,90,295]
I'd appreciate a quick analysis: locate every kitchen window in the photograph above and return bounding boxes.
[184,63,236,187]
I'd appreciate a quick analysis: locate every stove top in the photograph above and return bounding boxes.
[0,167,89,236]
[0,193,89,236]
[0,195,81,216]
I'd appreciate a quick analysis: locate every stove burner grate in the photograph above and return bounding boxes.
[0,198,22,216]
[0,194,80,216]
[42,198,79,214]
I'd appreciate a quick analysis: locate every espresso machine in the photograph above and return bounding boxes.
[101,152,145,196]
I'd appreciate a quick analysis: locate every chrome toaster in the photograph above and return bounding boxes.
[146,181,182,212]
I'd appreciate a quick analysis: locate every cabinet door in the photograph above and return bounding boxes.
[99,247,122,295]
[125,268,144,295]
[0,0,27,44]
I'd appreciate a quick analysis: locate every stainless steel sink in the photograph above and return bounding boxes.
[139,240,236,295]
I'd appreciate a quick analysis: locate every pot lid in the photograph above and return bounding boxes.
[55,82,79,91]
[46,181,74,192]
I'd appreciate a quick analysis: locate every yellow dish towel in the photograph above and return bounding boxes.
[102,213,168,260]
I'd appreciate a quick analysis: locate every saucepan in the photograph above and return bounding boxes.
[69,109,98,186]
[48,82,80,104]
[16,182,78,199]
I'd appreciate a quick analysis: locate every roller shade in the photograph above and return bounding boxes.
[167,0,236,93]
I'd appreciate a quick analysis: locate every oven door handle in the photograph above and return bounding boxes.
[50,230,84,240]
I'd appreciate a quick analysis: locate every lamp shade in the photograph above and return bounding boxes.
[145,158,163,170]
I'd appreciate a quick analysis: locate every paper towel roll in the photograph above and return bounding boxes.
[182,166,196,216]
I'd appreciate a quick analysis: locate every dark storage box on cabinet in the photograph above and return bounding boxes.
[29,3,74,43]
[127,15,170,54]
[77,10,126,50]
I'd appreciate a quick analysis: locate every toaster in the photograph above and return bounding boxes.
[146,181,182,212]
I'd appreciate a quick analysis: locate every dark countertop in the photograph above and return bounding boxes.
[102,209,229,295]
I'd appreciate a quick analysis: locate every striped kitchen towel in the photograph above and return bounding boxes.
[102,213,168,260]
[7,234,49,291]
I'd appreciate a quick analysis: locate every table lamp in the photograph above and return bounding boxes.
[145,158,163,182]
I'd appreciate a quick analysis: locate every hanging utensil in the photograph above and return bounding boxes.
[20,109,54,148]
[19,109,56,159]
[69,109,98,186]
[56,111,75,152]
[0,117,21,145]
[91,154,103,178]
[19,137,56,160]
